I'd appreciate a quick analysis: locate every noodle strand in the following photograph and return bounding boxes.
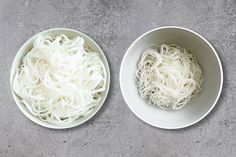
[136,44,203,109]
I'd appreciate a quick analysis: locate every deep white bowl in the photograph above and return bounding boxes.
[10,28,110,129]
[120,26,223,129]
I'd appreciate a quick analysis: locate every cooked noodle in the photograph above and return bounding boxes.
[13,34,107,124]
[136,44,203,109]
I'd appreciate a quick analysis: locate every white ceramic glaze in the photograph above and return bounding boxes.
[120,26,223,129]
[10,28,110,129]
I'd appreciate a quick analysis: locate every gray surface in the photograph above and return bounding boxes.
[0,0,235,156]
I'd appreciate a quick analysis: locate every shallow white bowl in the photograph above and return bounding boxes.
[120,26,223,129]
[10,28,110,129]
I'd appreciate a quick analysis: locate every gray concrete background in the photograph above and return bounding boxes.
[0,0,235,156]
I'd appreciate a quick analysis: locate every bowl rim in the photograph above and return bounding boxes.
[119,26,223,129]
[10,28,111,129]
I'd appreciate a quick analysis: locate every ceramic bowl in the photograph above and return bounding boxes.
[10,28,110,129]
[120,26,223,129]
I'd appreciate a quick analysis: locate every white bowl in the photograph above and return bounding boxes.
[10,28,110,129]
[120,26,223,129]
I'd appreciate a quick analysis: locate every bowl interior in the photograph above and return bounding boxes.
[10,28,110,129]
[120,27,223,129]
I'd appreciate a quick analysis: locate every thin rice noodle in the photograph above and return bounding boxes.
[136,44,203,109]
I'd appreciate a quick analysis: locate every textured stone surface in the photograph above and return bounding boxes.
[0,0,236,156]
